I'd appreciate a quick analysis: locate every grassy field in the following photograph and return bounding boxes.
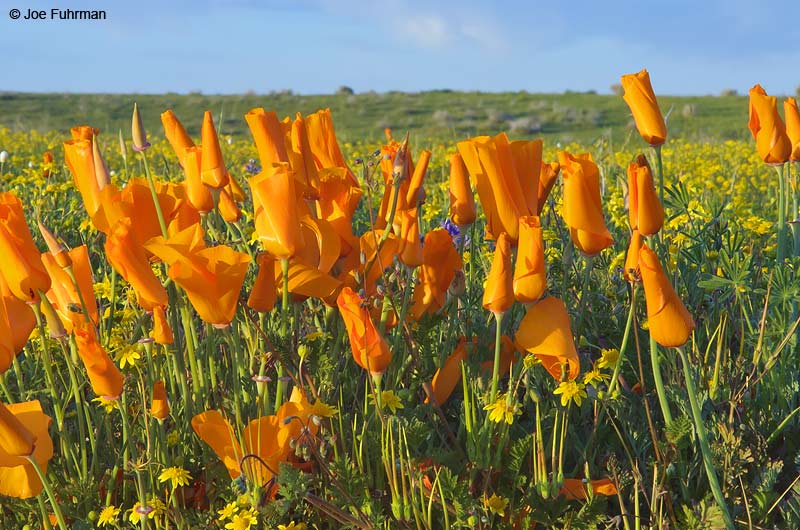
[0,90,750,145]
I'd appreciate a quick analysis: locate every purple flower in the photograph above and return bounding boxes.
[245,159,260,175]
[442,218,470,248]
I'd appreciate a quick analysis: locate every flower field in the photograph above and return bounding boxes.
[0,71,799,529]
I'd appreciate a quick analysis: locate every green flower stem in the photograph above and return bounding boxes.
[27,455,69,530]
[608,286,637,396]
[63,337,93,476]
[649,333,673,427]
[140,151,169,239]
[275,258,291,412]
[103,268,117,347]
[489,311,505,403]
[180,305,203,397]
[676,346,734,530]
[574,254,595,343]
[776,164,787,264]
[653,144,664,207]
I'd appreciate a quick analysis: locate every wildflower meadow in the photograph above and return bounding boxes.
[1,70,800,530]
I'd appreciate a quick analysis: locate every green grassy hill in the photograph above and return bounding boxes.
[0,90,749,145]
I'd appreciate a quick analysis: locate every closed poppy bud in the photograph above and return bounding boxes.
[516,296,580,380]
[784,98,800,162]
[638,244,695,347]
[118,129,127,161]
[425,337,475,406]
[37,221,71,269]
[249,164,304,259]
[0,192,51,302]
[627,154,664,236]
[131,102,150,152]
[624,230,643,282]
[248,253,277,312]
[537,161,560,215]
[227,173,246,203]
[39,295,66,339]
[337,287,392,374]
[482,232,514,314]
[42,151,53,178]
[245,108,290,170]
[201,111,229,189]
[748,85,791,165]
[513,216,546,303]
[161,109,195,167]
[74,324,124,399]
[217,188,241,223]
[558,151,613,256]
[92,135,111,190]
[621,69,667,146]
[398,208,424,268]
[0,402,36,457]
[150,380,170,420]
[152,306,173,345]
[182,146,214,214]
[406,149,430,207]
[290,112,321,199]
[448,152,476,226]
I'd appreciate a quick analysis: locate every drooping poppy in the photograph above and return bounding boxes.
[336,287,393,375]
[515,296,580,380]
[150,380,170,421]
[638,244,695,347]
[409,229,462,319]
[483,232,514,314]
[513,216,546,303]
[558,151,613,256]
[73,323,124,399]
[191,410,243,479]
[426,337,476,406]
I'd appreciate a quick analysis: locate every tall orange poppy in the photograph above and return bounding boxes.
[73,324,124,399]
[748,85,791,165]
[516,296,580,380]
[638,244,695,347]
[337,287,392,374]
[0,192,51,302]
[620,69,667,146]
[558,151,613,256]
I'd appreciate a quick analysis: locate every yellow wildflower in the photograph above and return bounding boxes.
[158,466,192,490]
[553,380,588,407]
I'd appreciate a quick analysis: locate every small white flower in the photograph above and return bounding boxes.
[28,161,34,168]
[110,170,116,176]
[0,151,8,163]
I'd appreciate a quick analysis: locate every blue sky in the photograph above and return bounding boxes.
[1,0,797,95]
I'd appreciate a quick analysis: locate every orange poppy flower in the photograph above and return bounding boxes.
[359,229,399,296]
[64,139,103,218]
[152,306,174,345]
[182,146,214,214]
[218,188,241,223]
[398,208,424,268]
[131,102,150,151]
[0,192,50,302]
[410,229,462,319]
[191,410,243,479]
[150,380,170,421]
[510,138,543,215]
[275,261,343,306]
[317,167,362,254]
[70,125,98,141]
[289,112,321,199]
[448,152,476,226]
[426,337,476,405]
[406,149,431,208]
[537,161,560,215]
[515,296,580,380]
[42,245,98,333]
[161,110,195,167]
[0,298,16,374]
[783,97,800,162]
[249,164,305,259]
[337,287,392,374]
[0,275,35,359]
[560,478,618,501]
[200,111,229,189]
[620,69,667,146]
[305,108,357,184]
[105,218,169,311]
[513,216,546,303]
[638,244,695,347]
[627,154,664,236]
[248,253,277,312]
[245,108,290,170]
[748,85,792,165]
[624,230,643,282]
[73,324,124,399]
[457,133,532,240]
[558,151,613,256]
[483,232,514,314]
[0,400,53,499]
[146,233,251,326]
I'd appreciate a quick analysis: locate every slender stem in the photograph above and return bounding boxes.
[489,311,505,403]
[27,455,69,530]
[140,152,169,239]
[608,286,636,396]
[653,144,664,207]
[676,346,734,530]
[649,333,673,427]
[574,254,594,342]
[275,258,291,411]
[776,164,787,264]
